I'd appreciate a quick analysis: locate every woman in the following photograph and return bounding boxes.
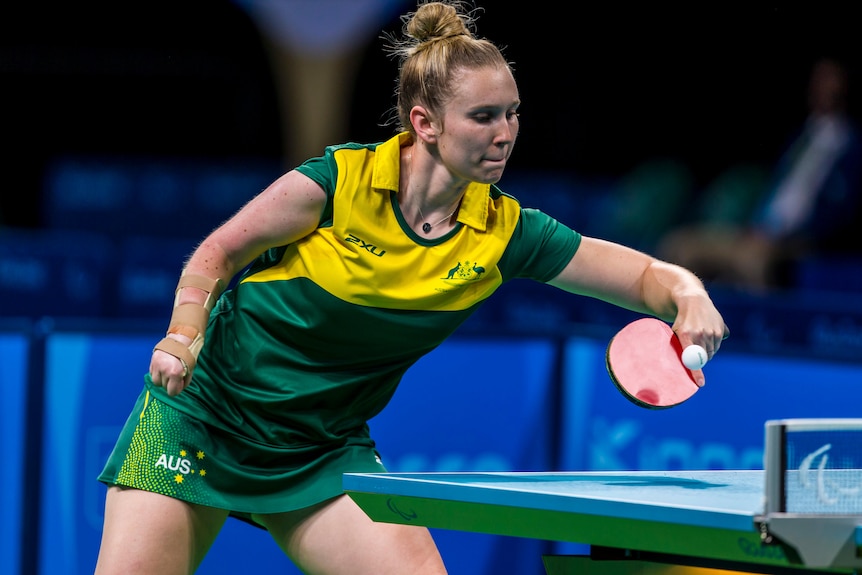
[95,1,728,573]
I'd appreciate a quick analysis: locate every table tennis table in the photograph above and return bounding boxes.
[343,468,862,575]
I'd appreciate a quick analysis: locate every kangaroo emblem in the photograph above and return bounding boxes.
[445,262,461,279]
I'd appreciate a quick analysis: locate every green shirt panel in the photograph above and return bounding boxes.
[152,133,581,449]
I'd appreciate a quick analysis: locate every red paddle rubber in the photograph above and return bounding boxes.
[606,318,700,409]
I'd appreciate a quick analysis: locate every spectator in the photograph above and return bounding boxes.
[657,57,862,291]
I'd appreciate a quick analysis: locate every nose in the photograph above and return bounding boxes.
[495,118,517,145]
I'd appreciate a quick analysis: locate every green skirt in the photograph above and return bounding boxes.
[98,386,387,521]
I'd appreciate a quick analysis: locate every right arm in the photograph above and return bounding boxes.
[150,170,328,396]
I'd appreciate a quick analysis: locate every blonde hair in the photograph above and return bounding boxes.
[384,1,512,135]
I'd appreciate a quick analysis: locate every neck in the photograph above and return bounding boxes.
[402,147,462,235]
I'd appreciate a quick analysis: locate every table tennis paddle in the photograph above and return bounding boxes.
[606,317,701,409]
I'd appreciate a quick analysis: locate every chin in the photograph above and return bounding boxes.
[483,167,507,184]
[472,174,502,185]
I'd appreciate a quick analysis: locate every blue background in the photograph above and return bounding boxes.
[3,3,861,574]
[6,320,862,575]
[0,331,28,575]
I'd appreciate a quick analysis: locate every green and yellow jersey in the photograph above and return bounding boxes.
[101,132,581,514]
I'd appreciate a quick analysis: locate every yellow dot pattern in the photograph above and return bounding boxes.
[115,392,212,504]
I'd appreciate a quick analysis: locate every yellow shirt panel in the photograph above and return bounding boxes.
[244,133,521,311]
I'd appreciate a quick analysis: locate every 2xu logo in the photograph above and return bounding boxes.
[345,234,385,257]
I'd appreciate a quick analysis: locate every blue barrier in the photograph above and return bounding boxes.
[29,326,557,575]
[0,327,29,575]
[37,328,300,575]
[3,314,862,574]
[371,337,559,575]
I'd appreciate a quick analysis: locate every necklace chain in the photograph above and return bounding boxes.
[418,205,458,234]
[405,150,458,234]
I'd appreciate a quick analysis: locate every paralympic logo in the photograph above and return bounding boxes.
[386,497,418,521]
[798,444,862,506]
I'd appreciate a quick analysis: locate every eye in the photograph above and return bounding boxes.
[507,111,520,121]
[473,113,493,124]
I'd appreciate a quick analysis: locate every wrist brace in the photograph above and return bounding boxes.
[153,273,224,378]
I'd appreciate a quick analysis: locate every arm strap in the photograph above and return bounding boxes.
[154,274,225,377]
[153,337,194,377]
[175,273,225,312]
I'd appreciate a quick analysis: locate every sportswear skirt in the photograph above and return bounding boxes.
[98,386,387,520]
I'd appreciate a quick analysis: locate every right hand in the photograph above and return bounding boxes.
[149,336,191,397]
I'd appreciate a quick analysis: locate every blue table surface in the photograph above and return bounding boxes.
[343,470,767,532]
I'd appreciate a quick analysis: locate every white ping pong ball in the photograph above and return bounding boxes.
[681,344,708,370]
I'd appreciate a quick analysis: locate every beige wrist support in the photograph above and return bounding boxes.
[153,274,224,378]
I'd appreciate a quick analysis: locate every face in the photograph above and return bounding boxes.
[432,66,520,185]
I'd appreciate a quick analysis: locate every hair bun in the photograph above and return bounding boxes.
[406,1,472,44]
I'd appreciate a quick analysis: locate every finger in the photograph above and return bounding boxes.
[165,378,185,397]
[149,370,164,388]
[165,367,190,396]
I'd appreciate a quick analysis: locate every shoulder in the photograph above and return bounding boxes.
[295,142,379,187]
[295,133,406,194]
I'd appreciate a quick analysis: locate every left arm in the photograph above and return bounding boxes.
[547,236,729,359]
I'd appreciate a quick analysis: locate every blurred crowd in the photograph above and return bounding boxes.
[655,58,862,293]
[1,2,860,302]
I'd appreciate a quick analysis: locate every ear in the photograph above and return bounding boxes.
[409,105,440,144]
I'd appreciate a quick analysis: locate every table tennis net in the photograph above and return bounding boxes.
[765,419,862,514]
